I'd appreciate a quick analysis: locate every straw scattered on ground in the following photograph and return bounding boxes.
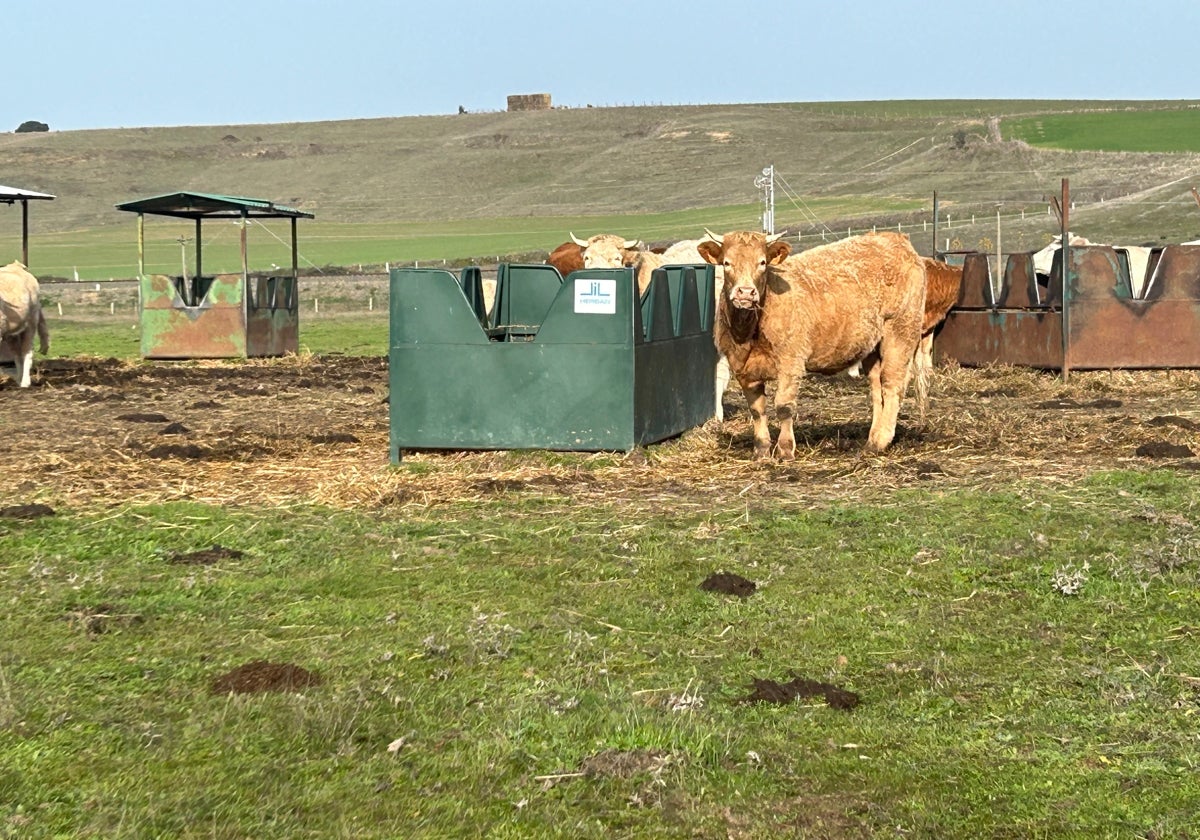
[2,355,1198,514]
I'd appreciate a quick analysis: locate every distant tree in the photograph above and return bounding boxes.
[15,120,49,133]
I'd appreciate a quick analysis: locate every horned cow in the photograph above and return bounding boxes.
[698,230,926,457]
[0,261,50,388]
[546,241,585,277]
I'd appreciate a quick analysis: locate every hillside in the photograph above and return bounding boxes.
[5,99,1200,273]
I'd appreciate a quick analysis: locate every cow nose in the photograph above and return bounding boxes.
[731,286,759,305]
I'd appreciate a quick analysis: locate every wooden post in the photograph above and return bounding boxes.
[1061,178,1071,382]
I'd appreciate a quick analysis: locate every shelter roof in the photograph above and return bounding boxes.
[0,185,55,203]
[115,191,313,220]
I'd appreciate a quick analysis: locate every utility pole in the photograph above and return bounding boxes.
[176,236,192,282]
[755,165,775,234]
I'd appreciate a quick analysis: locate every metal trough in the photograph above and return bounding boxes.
[389,263,717,459]
[935,245,1200,372]
[116,191,312,359]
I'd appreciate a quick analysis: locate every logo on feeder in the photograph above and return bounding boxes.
[574,277,617,314]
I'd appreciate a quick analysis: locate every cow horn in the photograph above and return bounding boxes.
[703,228,723,244]
[622,238,642,250]
[570,232,589,247]
[766,232,784,243]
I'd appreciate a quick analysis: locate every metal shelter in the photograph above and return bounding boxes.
[1,184,55,268]
[115,191,314,359]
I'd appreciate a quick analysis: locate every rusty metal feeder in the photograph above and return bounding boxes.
[934,179,1200,375]
[115,192,313,359]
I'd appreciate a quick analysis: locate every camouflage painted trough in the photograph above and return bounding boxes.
[116,191,312,360]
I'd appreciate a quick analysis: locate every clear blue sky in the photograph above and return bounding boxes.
[13,0,1200,132]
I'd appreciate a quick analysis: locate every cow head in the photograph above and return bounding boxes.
[570,232,644,269]
[698,229,790,310]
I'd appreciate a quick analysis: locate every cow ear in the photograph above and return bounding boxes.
[766,240,791,264]
[697,240,722,265]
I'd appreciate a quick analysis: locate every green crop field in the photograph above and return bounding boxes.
[1004,107,1200,152]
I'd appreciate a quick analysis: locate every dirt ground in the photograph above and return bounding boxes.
[1,354,1198,515]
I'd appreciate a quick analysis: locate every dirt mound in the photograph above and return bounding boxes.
[699,572,756,598]
[165,545,245,565]
[742,676,860,710]
[210,661,322,694]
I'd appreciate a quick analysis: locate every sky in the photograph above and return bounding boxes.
[10,0,1200,132]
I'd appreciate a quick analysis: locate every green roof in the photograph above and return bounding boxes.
[114,191,313,220]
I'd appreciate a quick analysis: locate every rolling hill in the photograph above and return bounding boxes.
[5,99,1200,278]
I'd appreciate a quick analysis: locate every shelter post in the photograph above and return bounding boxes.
[931,191,939,256]
[240,209,249,281]
[291,217,299,279]
[195,217,203,279]
[21,201,29,266]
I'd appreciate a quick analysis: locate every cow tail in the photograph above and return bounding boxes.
[37,307,50,354]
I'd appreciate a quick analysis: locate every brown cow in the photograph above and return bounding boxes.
[0,261,50,388]
[698,230,926,457]
[546,241,584,277]
[912,257,963,417]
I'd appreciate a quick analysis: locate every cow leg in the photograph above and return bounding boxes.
[741,379,772,459]
[913,332,934,422]
[773,373,800,460]
[864,336,913,453]
[15,330,34,388]
[714,355,731,423]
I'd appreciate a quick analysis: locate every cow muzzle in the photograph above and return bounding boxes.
[728,285,760,309]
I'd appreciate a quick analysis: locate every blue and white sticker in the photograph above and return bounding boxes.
[574,277,617,314]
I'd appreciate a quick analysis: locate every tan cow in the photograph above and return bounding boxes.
[0,261,50,388]
[698,231,926,457]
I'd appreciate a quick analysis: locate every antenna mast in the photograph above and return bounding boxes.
[755,165,775,234]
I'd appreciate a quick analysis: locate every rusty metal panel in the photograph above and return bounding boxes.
[953,253,994,309]
[1065,245,1200,370]
[246,275,299,357]
[935,309,1063,369]
[1003,253,1042,309]
[140,273,245,359]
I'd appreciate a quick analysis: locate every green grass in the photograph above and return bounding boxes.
[6,198,923,282]
[2,472,1198,838]
[1004,107,1200,152]
[43,312,389,359]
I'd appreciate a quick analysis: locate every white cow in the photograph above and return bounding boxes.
[0,261,50,387]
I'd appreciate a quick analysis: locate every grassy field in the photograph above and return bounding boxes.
[1004,108,1200,152]
[8,198,925,283]
[3,471,1198,838]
